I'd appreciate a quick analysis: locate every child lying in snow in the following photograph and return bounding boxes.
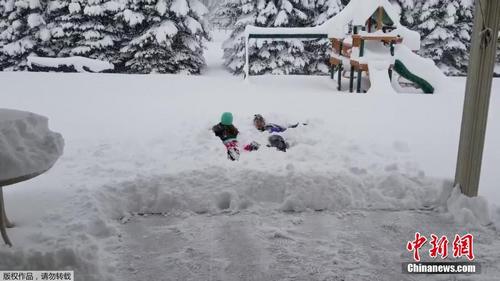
[253,114,305,152]
[253,114,303,133]
[212,112,259,161]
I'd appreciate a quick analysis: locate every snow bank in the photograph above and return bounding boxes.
[27,56,114,73]
[95,166,443,218]
[0,109,64,182]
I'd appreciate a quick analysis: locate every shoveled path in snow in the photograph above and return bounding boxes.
[113,208,500,281]
[203,29,232,77]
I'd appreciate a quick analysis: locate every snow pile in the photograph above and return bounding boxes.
[0,109,64,182]
[27,56,114,73]
[438,183,492,228]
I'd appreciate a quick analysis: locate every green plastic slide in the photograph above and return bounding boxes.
[393,59,434,94]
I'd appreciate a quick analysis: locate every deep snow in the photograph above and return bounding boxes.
[0,30,499,281]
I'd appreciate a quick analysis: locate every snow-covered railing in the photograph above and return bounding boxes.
[27,56,114,73]
[244,26,329,77]
[248,34,328,39]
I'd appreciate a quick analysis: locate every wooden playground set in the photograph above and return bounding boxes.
[328,7,433,93]
[244,0,442,94]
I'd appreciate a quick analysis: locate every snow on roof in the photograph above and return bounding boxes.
[394,26,420,51]
[350,0,400,26]
[316,0,401,37]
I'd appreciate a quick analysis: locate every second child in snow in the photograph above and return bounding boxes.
[253,114,300,133]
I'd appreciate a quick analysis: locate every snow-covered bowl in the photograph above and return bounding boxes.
[0,109,64,182]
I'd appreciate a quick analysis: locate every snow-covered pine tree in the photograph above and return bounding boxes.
[398,0,474,76]
[119,0,209,74]
[0,0,50,70]
[0,0,6,69]
[223,0,317,75]
[313,0,342,26]
[39,0,126,71]
[213,0,240,29]
[198,0,220,28]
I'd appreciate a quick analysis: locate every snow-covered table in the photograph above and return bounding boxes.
[0,109,64,246]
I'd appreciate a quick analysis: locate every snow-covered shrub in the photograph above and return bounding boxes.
[397,0,474,76]
[120,0,209,74]
[222,0,343,76]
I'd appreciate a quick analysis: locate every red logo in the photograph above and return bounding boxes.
[429,234,449,259]
[407,233,475,261]
[453,234,474,261]
[407,232,427,262]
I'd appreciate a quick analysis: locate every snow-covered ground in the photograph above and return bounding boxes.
[0,31,499,281]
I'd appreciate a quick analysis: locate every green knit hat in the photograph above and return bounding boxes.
[221,112,233,125]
